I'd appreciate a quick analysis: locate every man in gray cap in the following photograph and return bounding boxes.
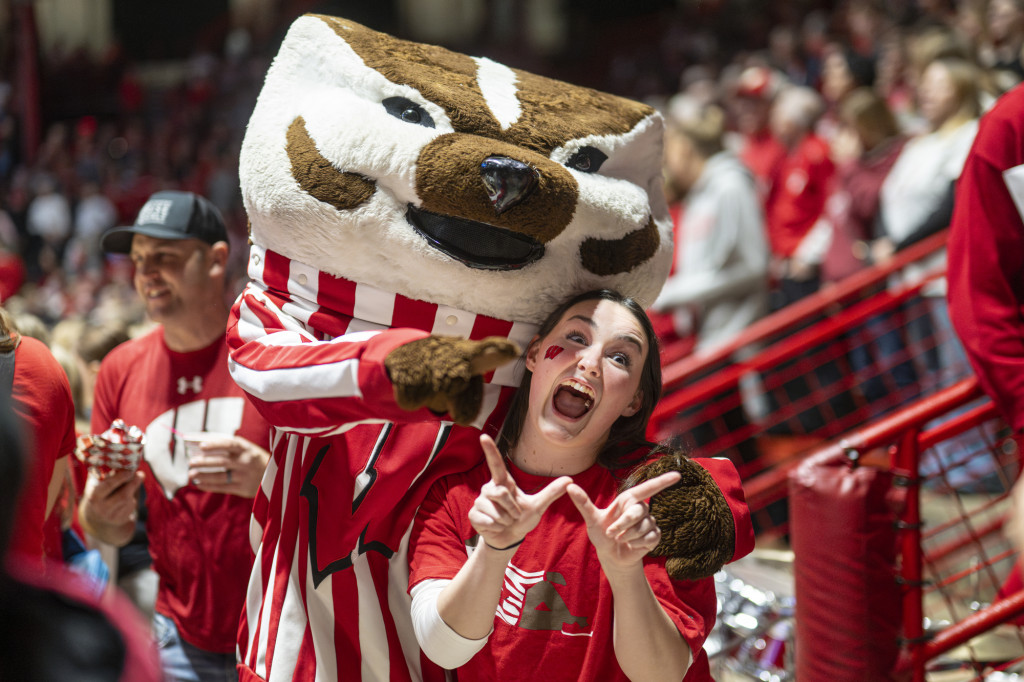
[78,191,270,681]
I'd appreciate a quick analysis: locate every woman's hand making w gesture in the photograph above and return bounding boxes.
[468,434,572,551]
[568,471,690,682]
[568,471,680,572]
[435,434,571,641]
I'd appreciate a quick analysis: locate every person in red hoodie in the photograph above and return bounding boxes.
[948,85,1024,433]
[947,81,1024,612]
[764,85,835,310]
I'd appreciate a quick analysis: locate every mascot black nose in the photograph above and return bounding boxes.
[480,156,539,215]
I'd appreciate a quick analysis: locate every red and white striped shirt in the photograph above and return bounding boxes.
[227,245,537,681]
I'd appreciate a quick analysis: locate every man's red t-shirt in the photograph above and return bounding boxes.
[92,327,269,652]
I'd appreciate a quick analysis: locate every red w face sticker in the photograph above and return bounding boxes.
[544,345,564,360]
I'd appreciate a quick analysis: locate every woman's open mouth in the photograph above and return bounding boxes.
[552,379,595,420]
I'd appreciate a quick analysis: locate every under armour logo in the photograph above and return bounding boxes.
[177,375,203,395]
[544,345,564,360]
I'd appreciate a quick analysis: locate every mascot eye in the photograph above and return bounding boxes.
[383,97,435,128]
[566,146,607,173]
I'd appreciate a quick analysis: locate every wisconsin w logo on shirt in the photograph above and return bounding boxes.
[495,562,591,637]
[144,397,245,498]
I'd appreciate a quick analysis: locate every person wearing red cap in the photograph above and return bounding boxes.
[729,65,788,205]
[407,290,753,682]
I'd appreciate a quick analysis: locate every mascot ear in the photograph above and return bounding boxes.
[623,449,753,581]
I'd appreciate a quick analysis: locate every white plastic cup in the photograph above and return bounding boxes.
[182,432,229,473]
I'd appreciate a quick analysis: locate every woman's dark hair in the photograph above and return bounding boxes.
[496,289,662,470]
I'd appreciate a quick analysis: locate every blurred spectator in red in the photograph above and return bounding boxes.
[654,95,769,353]
[727,65,787,204]
[0,204,24,302]
[819,88,907,285]
[118,65,145,116]
[73,115,102,186]
[0,250,24,302]
[764,85,834,309]
[0,371,162,682]
[0,305,75,570]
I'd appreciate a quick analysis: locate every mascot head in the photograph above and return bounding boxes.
[241,15,672,324]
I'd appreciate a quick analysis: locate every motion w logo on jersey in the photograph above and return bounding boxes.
[144,397,245,499]
[495,563,591,637]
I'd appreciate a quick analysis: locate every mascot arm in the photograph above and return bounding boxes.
[623,452,753,581]
[227,289,437,434]
[226,288,518,433]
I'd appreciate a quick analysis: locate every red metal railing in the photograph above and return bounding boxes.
[651,230,969,538]
[791,377,1024,679]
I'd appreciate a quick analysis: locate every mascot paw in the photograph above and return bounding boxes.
[384,336,520,425]
[623,450,736,581]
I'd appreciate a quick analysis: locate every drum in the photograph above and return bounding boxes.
[709,550,795,681]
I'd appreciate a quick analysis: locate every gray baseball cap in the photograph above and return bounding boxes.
[101,191,228,254]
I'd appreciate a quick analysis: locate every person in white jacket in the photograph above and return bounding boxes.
[652,96,771,465]
[653,95,770,354]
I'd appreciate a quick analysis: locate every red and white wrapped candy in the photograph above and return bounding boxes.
[76,419,145,480]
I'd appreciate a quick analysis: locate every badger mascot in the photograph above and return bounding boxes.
[226,14,751,682]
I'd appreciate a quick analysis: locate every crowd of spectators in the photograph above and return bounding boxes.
[0,0,1021,359]
[1,3,1022,676]
[0,30,267,336]
[653,0,1023,359]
